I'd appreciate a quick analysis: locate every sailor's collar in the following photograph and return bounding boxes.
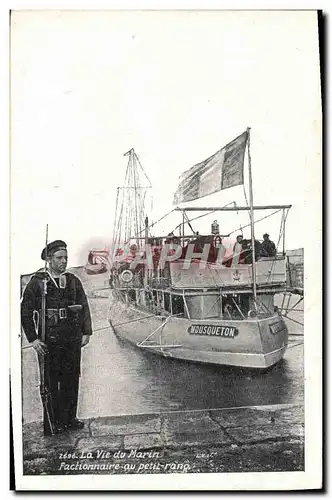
[35,269,68,288]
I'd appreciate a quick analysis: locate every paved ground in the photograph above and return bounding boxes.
[23,403,304,475]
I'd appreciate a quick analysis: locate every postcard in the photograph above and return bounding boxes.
[10,8,322,491]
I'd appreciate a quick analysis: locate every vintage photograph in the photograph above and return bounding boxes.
[10,9,322,490]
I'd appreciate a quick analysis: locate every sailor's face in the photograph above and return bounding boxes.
[49,250,68,273]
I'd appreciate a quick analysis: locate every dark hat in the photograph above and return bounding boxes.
[263,233,269,237]
[41,240,67,260]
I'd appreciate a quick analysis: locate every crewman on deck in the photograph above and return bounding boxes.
[261,233,277,257]
[21,240,92,436]
[152,247,161,277]
[244,238,262,263]
[129,244,138,259]
[232,234,246,264]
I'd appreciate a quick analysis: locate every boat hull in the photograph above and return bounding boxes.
[108,295,288,369]
[85,263,107,275]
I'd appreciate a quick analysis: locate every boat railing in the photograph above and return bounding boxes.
[168,257,287,290]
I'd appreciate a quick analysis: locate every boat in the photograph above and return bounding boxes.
[84,249,109,275]
[107,131,297,369]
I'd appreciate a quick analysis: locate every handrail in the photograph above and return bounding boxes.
[175,205,292,212]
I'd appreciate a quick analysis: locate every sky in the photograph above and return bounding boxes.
[10,10,322,274]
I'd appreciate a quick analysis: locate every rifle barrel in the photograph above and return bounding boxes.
[38,224,55,435]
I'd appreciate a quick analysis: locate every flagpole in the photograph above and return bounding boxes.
[247,127,257,305]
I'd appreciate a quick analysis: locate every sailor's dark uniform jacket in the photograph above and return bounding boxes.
[261,240,277,257]
[21,270,92,431]
[21,270,92,343]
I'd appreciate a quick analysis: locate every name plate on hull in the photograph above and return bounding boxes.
[188,325,239,338]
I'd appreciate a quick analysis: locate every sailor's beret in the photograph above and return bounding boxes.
[41,240,67,260]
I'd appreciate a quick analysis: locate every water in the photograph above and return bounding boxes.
[21,282,304,423]
[78,329,303,419]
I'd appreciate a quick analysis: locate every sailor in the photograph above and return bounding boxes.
[152,247,161,277]
[232,234,246,264]
[128,244,138,260]
[242,238,262,264]
[261,233,277,257]
[164,233,173,245]
[254,239,262,260]
[165,232,181,248]
[21,240,92,436]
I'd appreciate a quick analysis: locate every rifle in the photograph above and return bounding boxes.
[38,224,55,435]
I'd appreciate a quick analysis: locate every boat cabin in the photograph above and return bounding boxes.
[111,232,285,322]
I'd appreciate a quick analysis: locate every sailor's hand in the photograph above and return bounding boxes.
[82,335,90,347]
[31,339,48,356]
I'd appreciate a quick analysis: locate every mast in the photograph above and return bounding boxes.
[247,127,257,304]
[113,149,153,262]
[144,216,149,287]
[131,149,140,250]
[282,209,286,256]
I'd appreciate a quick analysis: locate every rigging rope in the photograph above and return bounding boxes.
[115,193,125,250]
[228,208,282,236]
[111,187,120,257]
[233,201,243,234]
[135,150,153,187]
[172,201,236,234]
[126,208,177,243]
[263,207,290,287]
[183,211,196,235]
[114,150,153,247]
